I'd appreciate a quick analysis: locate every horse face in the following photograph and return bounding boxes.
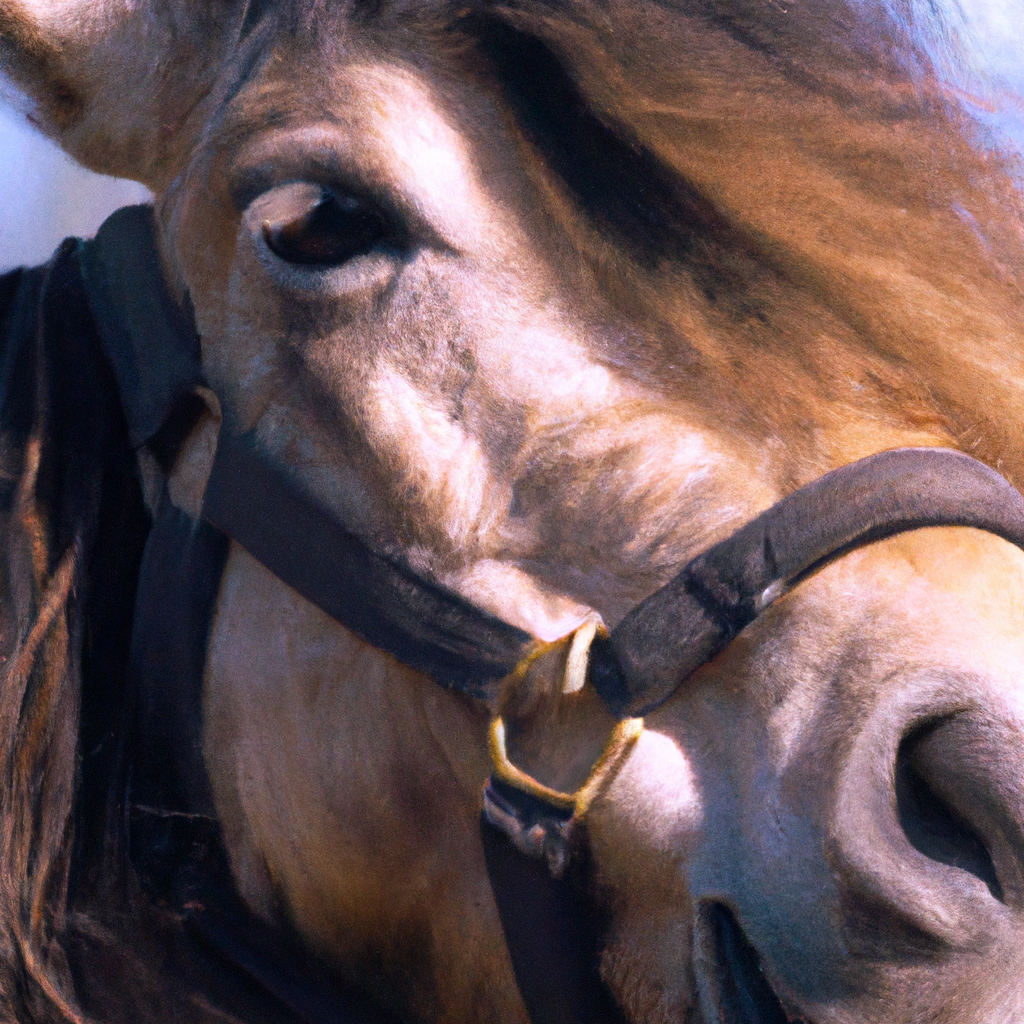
[4,2,1024,1023]
[592,526,1024,1022]
[166,17,778,639]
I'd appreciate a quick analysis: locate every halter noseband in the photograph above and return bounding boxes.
[207,438,1024,720]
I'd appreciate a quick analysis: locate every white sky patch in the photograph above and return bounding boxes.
[0,80,150,272]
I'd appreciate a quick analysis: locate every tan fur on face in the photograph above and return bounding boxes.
[5,1,1024,1021]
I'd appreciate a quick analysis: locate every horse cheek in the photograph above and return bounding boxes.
[203,544,529,1021]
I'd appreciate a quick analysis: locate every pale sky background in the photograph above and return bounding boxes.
[0,87,150,274]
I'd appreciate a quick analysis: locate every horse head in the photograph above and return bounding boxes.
[2,1,1024,1022]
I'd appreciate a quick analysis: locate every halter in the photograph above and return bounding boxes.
[79,205,1024,1024]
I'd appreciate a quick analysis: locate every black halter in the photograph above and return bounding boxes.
[79,205,1024,1024]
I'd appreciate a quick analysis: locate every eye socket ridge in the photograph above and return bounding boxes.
[262,187,400,267]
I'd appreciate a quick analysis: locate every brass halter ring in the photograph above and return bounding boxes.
[488,714,644,819]
[485,616,644,856]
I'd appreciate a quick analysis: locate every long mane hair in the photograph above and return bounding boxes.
[0,247,141,1022]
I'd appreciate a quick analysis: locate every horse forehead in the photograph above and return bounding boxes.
[221,48,495,170]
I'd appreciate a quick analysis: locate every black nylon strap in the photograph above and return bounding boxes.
[202,429,534,700]
[481,809,627,1024]
[129,490,229,824]
[596,447,1024,716]
[79,206,204,447]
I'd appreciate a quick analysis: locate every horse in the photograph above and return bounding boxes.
[1,1,1024,1021]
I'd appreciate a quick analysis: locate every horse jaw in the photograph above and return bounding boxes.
[203,542,535,1024]
[200,536,712,1024]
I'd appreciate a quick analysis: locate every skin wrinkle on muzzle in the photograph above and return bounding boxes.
[3,2,1024,1023]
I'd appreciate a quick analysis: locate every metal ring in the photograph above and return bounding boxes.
[488,716,644,817]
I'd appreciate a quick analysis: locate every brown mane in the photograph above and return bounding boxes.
[0,255,113,1023]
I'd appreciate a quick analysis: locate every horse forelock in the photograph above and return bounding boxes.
[178,0,1021,468]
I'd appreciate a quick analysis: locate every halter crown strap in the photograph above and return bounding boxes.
[78,205,204,447]
[79,209,1024,726]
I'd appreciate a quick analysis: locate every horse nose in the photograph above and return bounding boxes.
[893,717,1018,904]
[828,694,1024,953]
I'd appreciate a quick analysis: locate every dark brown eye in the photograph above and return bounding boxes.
[262,190,390,266]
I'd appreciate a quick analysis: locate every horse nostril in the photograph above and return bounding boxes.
[895,723,1004,903]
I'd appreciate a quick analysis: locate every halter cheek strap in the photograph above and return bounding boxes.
[202,429,534,699]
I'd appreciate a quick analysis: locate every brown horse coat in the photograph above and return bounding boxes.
[3,2,1024,1023]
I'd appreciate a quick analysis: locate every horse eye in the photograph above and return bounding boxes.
[262,190,390,266]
